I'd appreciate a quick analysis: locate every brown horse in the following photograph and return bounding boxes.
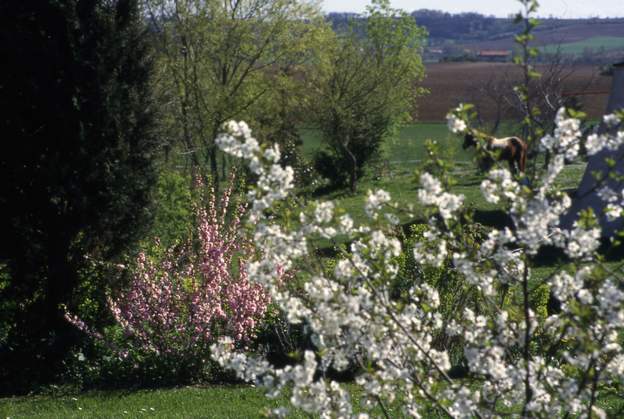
[463,133,528,175]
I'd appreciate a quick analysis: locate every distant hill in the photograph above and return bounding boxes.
[410,10,624,43]
[326,10,624,63]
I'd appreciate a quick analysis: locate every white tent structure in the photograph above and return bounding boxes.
[561,61,624,237]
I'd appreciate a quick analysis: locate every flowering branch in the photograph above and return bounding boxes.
[211,109,624,418]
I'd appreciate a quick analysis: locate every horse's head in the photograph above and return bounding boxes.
[463,133,477,149]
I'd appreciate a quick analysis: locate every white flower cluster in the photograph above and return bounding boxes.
[212,339,355,418]
[562,221,601,260]
[309,201,338,238]
[412,228,448,268]
[595,186,624,221]
[540,107,581,161]
[217,121,258,159]
[585,130,624,156]
[480,169,521,205]
[585,113,624,155]
[212,116,624,418]
[217,121,294,222]
[418,173,463,220]
[364,189,391,219]
[603,113,622,127]
[478,228,525,283]
[446,109,468,134]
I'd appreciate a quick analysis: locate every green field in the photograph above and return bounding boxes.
[300,123,586,223]
[541,36,624,55]
[301,123,469,163]
[302,122,527,164]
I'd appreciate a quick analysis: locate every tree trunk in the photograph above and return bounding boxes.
[349,163,357,193]
[345,142,358,194]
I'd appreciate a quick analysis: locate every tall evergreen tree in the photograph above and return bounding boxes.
[0,0,159,393]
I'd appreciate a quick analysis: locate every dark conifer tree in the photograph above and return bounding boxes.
[0,0,159,393]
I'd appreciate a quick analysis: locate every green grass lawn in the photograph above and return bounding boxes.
[301,122,524,163]
[3,383,622,418]
[0,385,433,418]
[0,385,295,419]
[541,36,624,55]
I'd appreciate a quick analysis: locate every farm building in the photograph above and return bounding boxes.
[476,50,512,62]
[424,47,444,63]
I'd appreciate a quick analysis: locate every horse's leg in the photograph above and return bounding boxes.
[504,147,517,175]
[509,158,516,176]
[519,148,527,173]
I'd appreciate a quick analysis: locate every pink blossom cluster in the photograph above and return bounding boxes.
[68,177,271,357]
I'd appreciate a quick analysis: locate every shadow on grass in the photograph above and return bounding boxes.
[456,179,483,187]
[472,209,513,230]
[310,183,362,200]
[531,245,568,267]
[311,183,344,198]
[599,238,624,262]
[530,239,624,268]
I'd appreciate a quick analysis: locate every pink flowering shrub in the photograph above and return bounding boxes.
[113,180,269,351]
[66,176,271,382]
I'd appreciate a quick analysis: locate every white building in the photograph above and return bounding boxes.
[561,60,624,237]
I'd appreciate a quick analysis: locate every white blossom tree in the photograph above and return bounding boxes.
[209,107,624,417]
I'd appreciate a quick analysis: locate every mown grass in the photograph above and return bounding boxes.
[0,385,296,419]
[302,122,472,164]
[0,384,442,418]
[3,382,622,418]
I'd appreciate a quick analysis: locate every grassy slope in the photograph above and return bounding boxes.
[302,123,465,162]
[301,123,607,288]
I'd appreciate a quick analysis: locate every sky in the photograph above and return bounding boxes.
[322,0,624,19]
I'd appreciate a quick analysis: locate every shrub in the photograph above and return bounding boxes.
[66,176,272,384]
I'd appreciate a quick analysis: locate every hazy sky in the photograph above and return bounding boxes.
[322,0,624,18]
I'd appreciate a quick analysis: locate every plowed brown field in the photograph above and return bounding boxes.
[418,62,612,122]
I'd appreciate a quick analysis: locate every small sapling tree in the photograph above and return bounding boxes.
[312,0,426,192]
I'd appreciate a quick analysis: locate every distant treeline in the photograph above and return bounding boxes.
[326,9,624,44]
